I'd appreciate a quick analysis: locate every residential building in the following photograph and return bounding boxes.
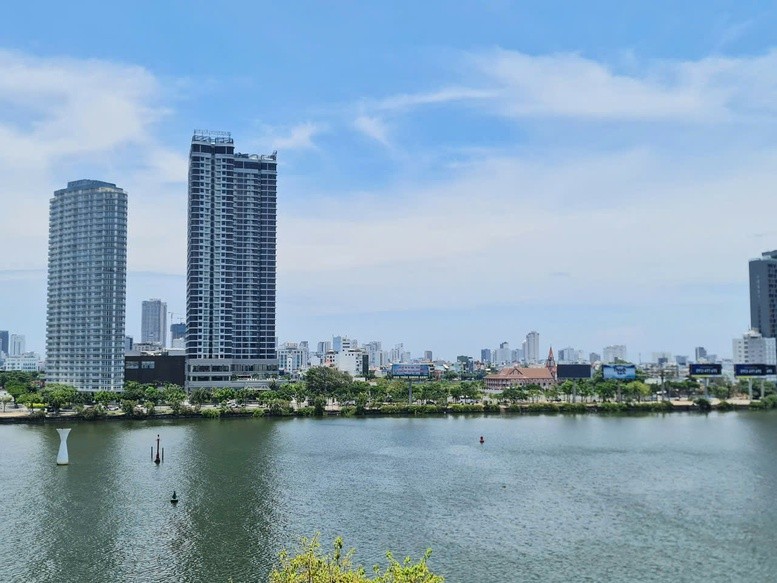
[316,341,332,356]
[494,342,511,365]
[558,347,577,363]
[46,180,127,392]
[333,336,355,352]
[185,131,278,389]
[141,299,167,346]
[732,329,777,365]
[0,330,8,356]
[480,348,492,365]
[124,336,134,353]
[9,334,25,356]
[335,349,369,377]
[278,342,309,375]
[424,350,433,362]
[694,346,708,362]
[603,345,627,363]
[589,352,601,364]
[525,331,539,363]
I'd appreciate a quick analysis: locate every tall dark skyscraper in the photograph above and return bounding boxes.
[750,250,777,347]
[186,131,278,388]
[46,180,127,391]
[0,330,8,356]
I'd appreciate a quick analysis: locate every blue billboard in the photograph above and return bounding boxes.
[689,364,722,377]
[602,364,636,381]
[391,364,432,378]
[734,364,777,377]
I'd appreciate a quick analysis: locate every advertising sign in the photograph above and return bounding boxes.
[688,363,722,377]
[391,364,432,377]
[602,364,636,381]
[556,364,592,379]
[734,364,777,377]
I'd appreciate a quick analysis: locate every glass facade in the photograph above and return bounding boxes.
[186,132,278,387]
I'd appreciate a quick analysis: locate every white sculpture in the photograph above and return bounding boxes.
[56,428,71,465]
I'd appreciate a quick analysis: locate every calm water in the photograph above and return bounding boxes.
[1,412,776,582]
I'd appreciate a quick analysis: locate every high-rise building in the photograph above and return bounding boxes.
[46,180,127,391]
[424,350,433,362]
[694,346,707,362]
[525,331,540,363]
[9,334,25,356]
[750,251,777,359]
[141,299,167,346]
[186,131,278,388]
[0,330,8,356]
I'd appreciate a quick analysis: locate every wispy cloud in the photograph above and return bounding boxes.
[353,115,391,146]
[267,121,324,150]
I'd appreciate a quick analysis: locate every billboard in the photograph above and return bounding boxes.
[689,363,722,377]
[602,364,636,381]
[391,364,432,377]
[734,364,777,377]
[556,364,592,379]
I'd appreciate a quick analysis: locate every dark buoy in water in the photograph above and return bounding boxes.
[154,434,161,465]
[171,491,179,504]
[479,435,485,444]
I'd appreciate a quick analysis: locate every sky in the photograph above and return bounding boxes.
[1,1,776,361]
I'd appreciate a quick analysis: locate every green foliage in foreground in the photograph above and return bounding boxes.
[270,535,443,583]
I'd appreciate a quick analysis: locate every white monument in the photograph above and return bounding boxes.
[56,428,71,465]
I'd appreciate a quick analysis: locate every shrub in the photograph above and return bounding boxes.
[558,402,587,414]
[201,408,221,419]
[716,400,734,411]
[252,408,266,418]
[297,406,316,417]
[79,405,106,420]
[340,406,357,417]
[483,402,502,413]
[448,403,484,414]
[694,398,712,412]
[598,402,626,413]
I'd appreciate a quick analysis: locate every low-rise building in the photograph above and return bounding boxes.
[484,365,556,393]
[3,352,41,372]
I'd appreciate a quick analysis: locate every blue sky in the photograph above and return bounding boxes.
[1,1,776,360]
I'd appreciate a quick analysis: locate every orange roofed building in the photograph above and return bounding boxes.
[484,365,556,393]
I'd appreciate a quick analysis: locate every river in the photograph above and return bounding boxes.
[1,412,775,582]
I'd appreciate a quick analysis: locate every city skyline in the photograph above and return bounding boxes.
[1,3,776,360]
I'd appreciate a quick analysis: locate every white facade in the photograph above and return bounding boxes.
[335,349,367,377]
[278,342,309,375]
[3,352,40,372]
[603,345,627,363]
[494,342,512,365]
[525,331,539,363]
[46,180,127,392]
[733,329,777,365]
[9,334,25,356]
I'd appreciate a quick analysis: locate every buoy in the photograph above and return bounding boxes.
[154,434,161,465]
[56,428,72,465]
[171,490,179,504]
[479,435,484,444]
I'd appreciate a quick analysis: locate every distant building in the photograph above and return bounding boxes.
[141,299,167,346]
[335,349,369,377]
[170,323,186,349]
[0,330,8,356]
[589,352,601,364]
[675,355,688,366]
[278,342,309,375]
[3,352,40,372]
[750,251,777,356]
[424,350,433,362]
[124,336,134,353]
[525,331,539,363]
[9,334,25,356]
[694,346,707,362]
[558,347,577,363]
[732,329,777,365]
[480,348,492,365]
[316,341,332,356]
[494,342,511,365]
[484,365,555,392]
[603,345,627,363]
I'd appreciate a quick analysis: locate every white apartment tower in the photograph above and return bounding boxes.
[733,329,777,365]
[525,331,540,363]
[46,180,127,391]
[186,131,278,388]
[141,299,167,346]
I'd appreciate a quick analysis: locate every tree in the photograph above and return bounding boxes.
[0,394,12,412]
[213,387,236,404]
[5,382,27,407]
[270,535,443,583]
[163,385,186,412]
[122,381,147,402]
[304,366,352,396]
[41,384,78,411]
[189,388,211,405]
[94,391,115,407]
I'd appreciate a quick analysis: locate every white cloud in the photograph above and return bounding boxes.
[353,115,391,146]
[268,122,324,150]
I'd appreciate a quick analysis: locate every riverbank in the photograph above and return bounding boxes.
[0,397,757,424]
